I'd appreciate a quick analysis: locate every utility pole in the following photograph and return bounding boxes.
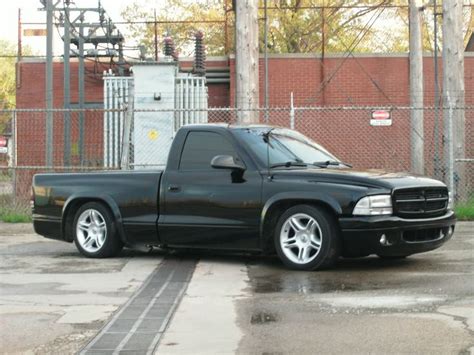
[442,0,465,199]
[433,0,441,179]
[235,0,259,124]
[409,0,424,175]
[45,0,54,167]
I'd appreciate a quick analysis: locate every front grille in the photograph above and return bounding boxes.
[402,228,446,243]
[393,187,448,218]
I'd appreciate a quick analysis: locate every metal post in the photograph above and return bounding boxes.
[78,18,85,166]
[121,80,134,170]
[63,3,71,166]
[433,0,440,179]
[17,9,22,90]
[12,111,17,199]
[446,102,454,195]
[154,9,158,61]
[290,92,295,129]
[224,0,229,54]
[320,1,326,104]
[45,0,53,167]
[264,0,269,122]
[17,9,22,60]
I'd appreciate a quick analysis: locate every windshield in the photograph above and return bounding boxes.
[235,127,340,168]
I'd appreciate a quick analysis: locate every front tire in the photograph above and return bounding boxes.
[274,205,340,271]
[73,202,123,258]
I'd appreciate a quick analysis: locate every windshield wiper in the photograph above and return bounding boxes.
[270,161,308,169]
[312,160,353,168]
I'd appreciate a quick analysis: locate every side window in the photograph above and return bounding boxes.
[179,131,236,170]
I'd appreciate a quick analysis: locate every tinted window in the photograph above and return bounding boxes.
[180,131,236,170]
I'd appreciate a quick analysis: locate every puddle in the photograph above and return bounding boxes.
[250,311,278,324]
[250,275,384,294]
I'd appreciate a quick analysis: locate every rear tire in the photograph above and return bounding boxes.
[274,204,340,271]
[73,202,123,258]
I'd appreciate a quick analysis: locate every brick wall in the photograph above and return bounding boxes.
[14,54,473,174]
[229,54,474,106]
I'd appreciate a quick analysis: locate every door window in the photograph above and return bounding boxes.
[179,131,236,170]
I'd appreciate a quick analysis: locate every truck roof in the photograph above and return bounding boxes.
[179,123,278,131]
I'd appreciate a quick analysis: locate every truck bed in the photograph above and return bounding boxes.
[32,170,163,246]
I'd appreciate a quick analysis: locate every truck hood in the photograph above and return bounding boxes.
[270,168,446,190]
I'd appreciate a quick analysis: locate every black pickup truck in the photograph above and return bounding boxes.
[32,124,456,270]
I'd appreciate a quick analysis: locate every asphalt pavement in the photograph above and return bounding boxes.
[0,222,473,354]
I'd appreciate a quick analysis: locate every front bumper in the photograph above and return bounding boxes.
[339,210,456,257]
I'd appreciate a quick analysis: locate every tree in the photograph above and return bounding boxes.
[0,40,34,134]
[121,0,473,57]
[0,40,18,134]
[121,0,226,57]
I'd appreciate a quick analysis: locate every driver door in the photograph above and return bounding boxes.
[160,130,263,250]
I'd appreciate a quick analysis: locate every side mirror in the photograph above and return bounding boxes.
[211,155,246,171]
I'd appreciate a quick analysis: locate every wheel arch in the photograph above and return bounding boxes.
[260,192,342,253]
[62,194,126,243]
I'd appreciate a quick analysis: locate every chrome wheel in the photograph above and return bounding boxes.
[76,209,107,253]
[280,213,323,265]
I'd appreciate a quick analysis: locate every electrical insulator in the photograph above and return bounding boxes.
[163,37,175,58]
[193,31,206,76]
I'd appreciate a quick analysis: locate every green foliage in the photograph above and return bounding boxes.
[122,0,473,57]
[122,0,226,57]
[0,40,33,134]
[455,198,474,221]
[258,0,392,54]
[1,212,31,223]
[0,194,32,223]
[0,40,17,134]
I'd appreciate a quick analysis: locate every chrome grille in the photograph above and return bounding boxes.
[393,187,448,218]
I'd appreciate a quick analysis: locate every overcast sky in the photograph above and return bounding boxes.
[1,0,163,55]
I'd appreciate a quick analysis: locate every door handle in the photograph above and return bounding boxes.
[168,185,181,192]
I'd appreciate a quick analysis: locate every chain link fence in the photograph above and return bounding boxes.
[0,106,472,211]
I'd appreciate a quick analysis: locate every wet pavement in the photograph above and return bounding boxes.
[0,224,162,354]
[0,222,473,354]
[236,222,474,354]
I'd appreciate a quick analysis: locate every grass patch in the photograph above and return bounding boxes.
[0,194,31,223]
[1,213,31,223]
[455,198,474,221]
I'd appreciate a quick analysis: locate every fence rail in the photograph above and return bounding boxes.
[0,106,472,206]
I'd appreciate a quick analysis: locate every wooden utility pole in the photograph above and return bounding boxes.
[409,0,424,175]
[442,0,465,199]
[235,0,259,124]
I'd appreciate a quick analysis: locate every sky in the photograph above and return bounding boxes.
[0,0,163,55]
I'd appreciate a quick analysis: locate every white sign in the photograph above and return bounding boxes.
[0,147,7,154]
[370,110,392,126]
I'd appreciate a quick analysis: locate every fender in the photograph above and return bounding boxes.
[259,191,343,238]
[62,194,128,244]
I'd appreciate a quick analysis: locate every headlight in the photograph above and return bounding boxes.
[353,195,393,215]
